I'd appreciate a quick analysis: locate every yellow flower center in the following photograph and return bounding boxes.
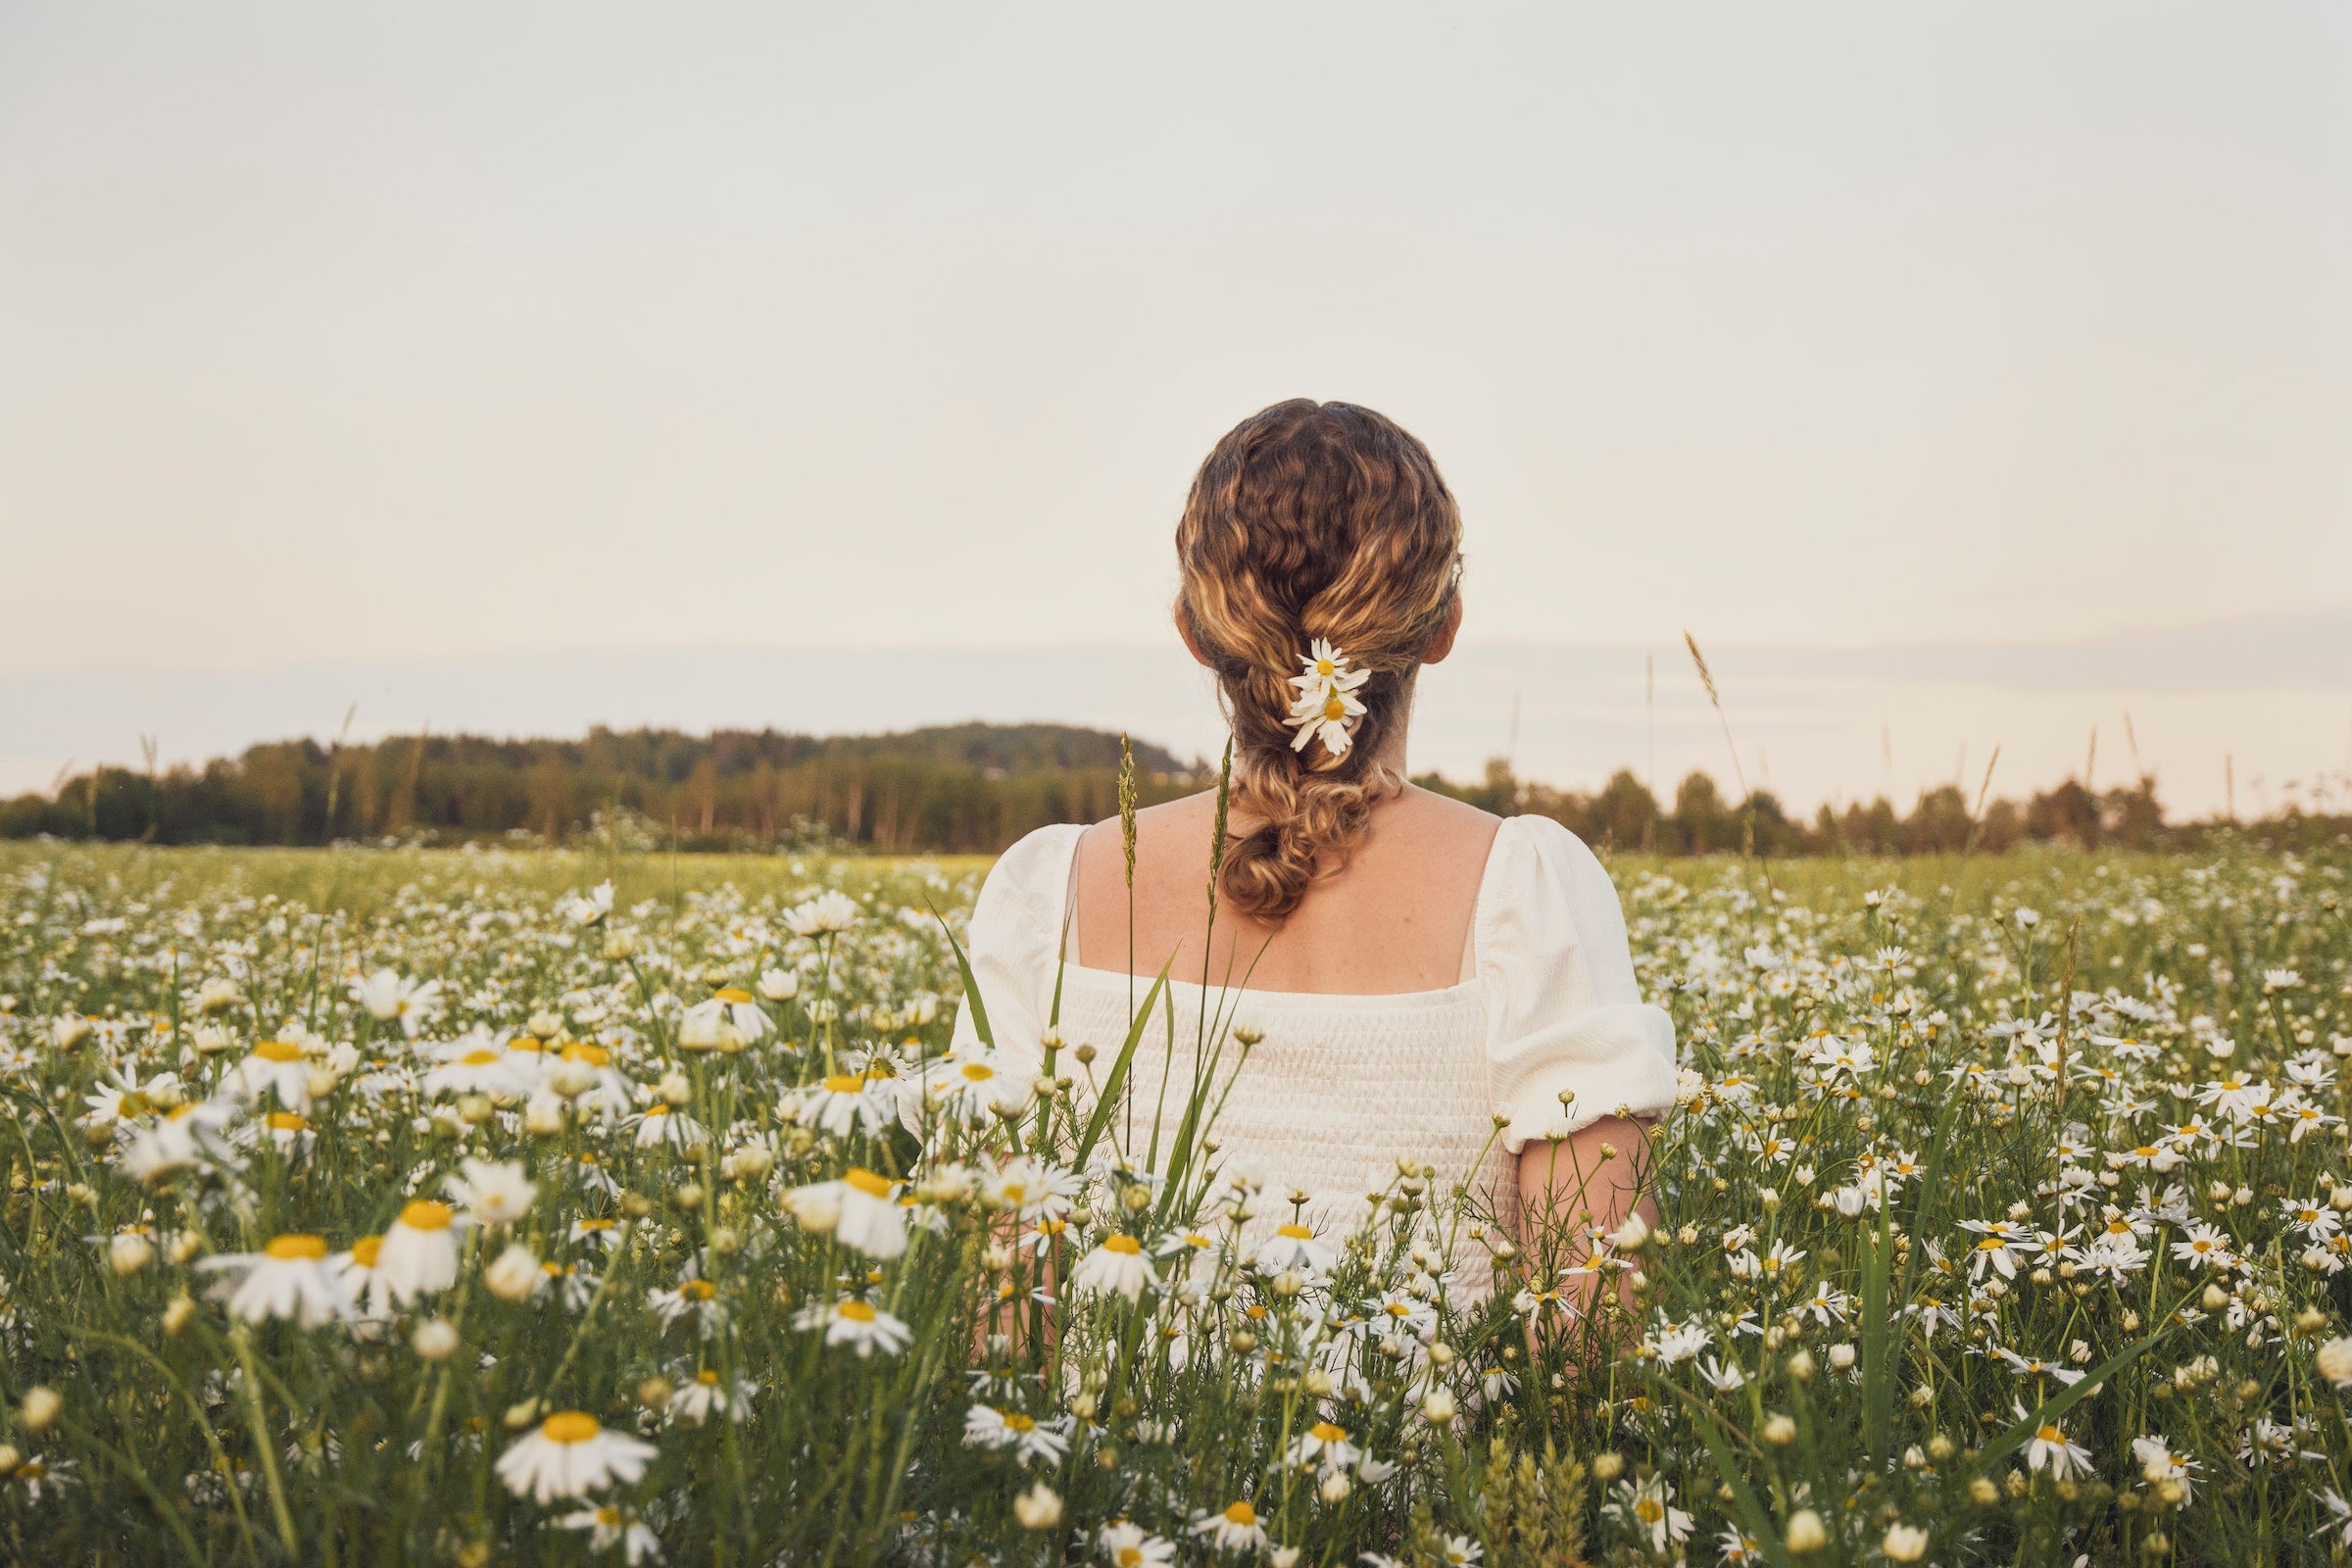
[1004,1411,1036,1433]
[1310,1421,1347,1443]
[459,1049,501,1067]
[1277,1223,1312,1241]
[1315,658,1335,677]
[507,1037,542,1054]
[824,1074,863,1094]
[845,1168,894,1200]
[596,1506,623,1527]
[697,1370,720,1387]
[837,1299,877,1323]
[959,1062,995,1081]
[267,1112,308,1131]
[713,988,753,1004]
[350,1235,383,1267]
[1222,1501,1257,1527]
[265,1234,328,1261]
[644,1105,671,1118]
[398,1200,456,1233]
[1322,696,1346,721]
[578,1218,615,1233]
[563,1043,611,1067]
[541,1411,602,1445]
[254,1040,303,1062]
[2036,1424,2063,1444]
[1636,1497,1664,1524]
[1102,1234,1141,1255]
[681,1280,716,1300]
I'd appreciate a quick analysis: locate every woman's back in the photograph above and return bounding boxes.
[1070,786,1503,995]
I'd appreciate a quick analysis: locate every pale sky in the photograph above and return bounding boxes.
[3,5,2349,811]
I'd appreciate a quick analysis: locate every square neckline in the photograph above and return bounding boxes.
[1049,814,1518,1004]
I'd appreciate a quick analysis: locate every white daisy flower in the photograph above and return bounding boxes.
[556,1502,662,1564]
[791,1296,911,1356]
[782,1168,907,1259]
[647,1277,727,1336]
[1284,680,1368,759]
[446,1157,538,1227]
[195,1234,349,1327]
[493,1411,658,1504]
[1251,1222,1336,1276]
[983,1156,1081,1221]
[665,1368,754,1427]
[961,1403,1072,1464]
[377,1200,466,1304]
[329,1235,399,1321]
[1188,1499,1267,1554]
[1284,1420,1360,1473]
[120,1099,243,1184]
[793,1074,894,1139]
[786,891,860,936]
[351,971,442,1037]
[2020,1408,2093,1479]
[678,988,771,1053]
[1097,1520,1176,1568]
[630,1104,710,1151]
[912,1046,1030,1121]
[224,1039,312,1111]
[1067,1233,1156,1302]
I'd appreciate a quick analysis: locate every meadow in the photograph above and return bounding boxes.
[0,828,2346,1566]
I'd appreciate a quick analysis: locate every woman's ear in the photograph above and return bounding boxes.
[1422,599,1464,665]
[1174,606,1215,670]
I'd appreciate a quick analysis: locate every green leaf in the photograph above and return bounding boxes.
[925,898,991,1051]
[1658,1382,1795,1568]
[1969,1305,2184,1479]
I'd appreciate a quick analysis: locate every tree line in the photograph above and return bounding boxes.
[2,723,2338,857]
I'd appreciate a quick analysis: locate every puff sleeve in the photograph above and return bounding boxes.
[1480,815,1678,1152]
[946,823,1083,1076]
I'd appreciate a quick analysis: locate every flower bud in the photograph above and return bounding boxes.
[660,1071,693,1106]
[163,1295,196,1336]
[483,1244,541,1302]
[20,1387,60,1434]
[412,1319,460,1362]
[110,1233,155,1277]
[1012,1482,1061,1531]
[524,1093,566,1137]
[1785,1509,1826,1554]
[1419,1388,1456,1425]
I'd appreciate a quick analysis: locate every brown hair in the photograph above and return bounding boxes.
[1175,399,1463,921]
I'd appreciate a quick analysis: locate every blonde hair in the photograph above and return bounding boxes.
[1175,399,1463,921]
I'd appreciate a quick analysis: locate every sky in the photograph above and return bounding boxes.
[3,4,2348,812]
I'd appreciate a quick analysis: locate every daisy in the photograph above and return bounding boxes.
[665,1368,754,1427]
[421,1032,528,1100]
[1601,1475,1693,1555]
[556,1502,663,1565]
[119,1099,243,1184]
[446,1157,538,1227]
[678,988,771,1053]
[2132,1434,2197,1502]
[1698,1356,1748,1392]
[630,1104,710,1151]
[1251,1222,1336,1276]
[5,1453,77,1503]
[2169,1222,2235,1271]
[962,1404,1073,1464]
[785,891,860,937]
[647,1277,727,1336]
[493,1411,658,1504]
[792,1296,912,1356]
[2020,1409,2093,1479]
[351,971,442,1037]
[557,880,614,927]
[1098,1521,1176,1568]
[224,1039,312,1110]
[1189,1499,1268,1554]
[259,1110,315,1157]
[330,1235,399,1320]
[196,1234,349,1327]
[569,1216,625,1250]
[377,1200,465,1304]
[1284,1420,1360,1474]
[1068,1234,1156,1302]
[81,1064,182,1127]
[984,1157,1082,1221]
[1285,680,1367,758]
[792,1074,895,1139]
[913,1046,1030,1120]
[782,1168,907,1259]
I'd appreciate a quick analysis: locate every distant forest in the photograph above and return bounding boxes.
[1,723,2339,857]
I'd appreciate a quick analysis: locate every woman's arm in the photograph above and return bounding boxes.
[1516,1112,1657,1321]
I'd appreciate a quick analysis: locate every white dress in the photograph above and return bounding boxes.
[948,813,1679,1297]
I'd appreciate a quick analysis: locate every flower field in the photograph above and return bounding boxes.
[0,833,2347,1566]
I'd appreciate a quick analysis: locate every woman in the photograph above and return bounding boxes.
[953,399,1677,1303]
